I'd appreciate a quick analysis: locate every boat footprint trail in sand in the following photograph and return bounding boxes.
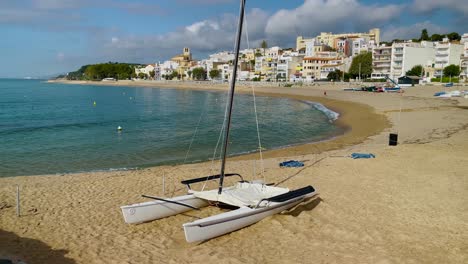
[120,0,318,243]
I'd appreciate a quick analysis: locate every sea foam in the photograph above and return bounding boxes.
[307,101,340,122]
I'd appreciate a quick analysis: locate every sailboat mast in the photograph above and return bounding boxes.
[218,0,246,195]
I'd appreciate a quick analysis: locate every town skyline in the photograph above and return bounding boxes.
[0,0,466,78]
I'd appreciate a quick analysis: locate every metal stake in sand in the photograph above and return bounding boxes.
[16,185,20,217]
[162,173,166,195]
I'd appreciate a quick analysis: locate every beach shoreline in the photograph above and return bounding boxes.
[1,80,467,263]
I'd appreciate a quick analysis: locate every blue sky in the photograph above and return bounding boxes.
[0,0,466,78]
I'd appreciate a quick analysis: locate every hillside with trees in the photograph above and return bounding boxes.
[66,62,143,81]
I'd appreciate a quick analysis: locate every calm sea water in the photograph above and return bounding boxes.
[0,79,343,177]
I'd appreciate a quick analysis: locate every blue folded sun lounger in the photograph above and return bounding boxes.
[350,153,375,159]
[279,160,304,167]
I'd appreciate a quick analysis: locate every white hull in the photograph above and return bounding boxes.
[183,192,316,242]
[121,194,208,224]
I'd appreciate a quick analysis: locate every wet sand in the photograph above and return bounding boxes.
[1,81,467,263]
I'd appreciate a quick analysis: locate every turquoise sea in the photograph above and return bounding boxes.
[0,79,343,177]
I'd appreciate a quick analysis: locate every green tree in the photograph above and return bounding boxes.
[420,29,429,41]
[348,52,372,79]
[343,72,351,82]
[327,70,343,81]
[209,69,220,79]
[170,71,179,80]
[149,70,155,79]
[430,34,444,41]
[406,65,423,76]
[446,32,461,41]
[192,67,206,80]
[138,72,146,79]
[261,40,268,56]
[443,64,461,77]
[78,63,135,81]
[187,70,192,79]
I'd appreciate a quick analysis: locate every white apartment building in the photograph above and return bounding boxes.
[390,41,435,79]
[265,46,281,59]
[160,61,179,79]
[153,63,161,80]
[254,56,264,74]
[209,51,235,62]
[217,63,232,81]
[135,64,155,77]
[371,45,392,79]
[277,54,303,81]
[351,38,370,56]
[460,33,468,81]
[434,39,463,78]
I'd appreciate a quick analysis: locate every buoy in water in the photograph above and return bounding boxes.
[117,126,123,131]
[93,101,96,106]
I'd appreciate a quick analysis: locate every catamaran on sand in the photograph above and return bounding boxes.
[120,0,318,243]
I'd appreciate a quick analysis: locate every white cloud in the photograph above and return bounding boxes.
[265,0,403,42]
[85,1,407,63]
[412,0,468,15]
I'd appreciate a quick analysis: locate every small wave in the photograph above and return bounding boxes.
[302,101,339,122]
[0,120,116,135]
[56,166,140,176]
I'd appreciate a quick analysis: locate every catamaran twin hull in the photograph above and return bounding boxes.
[120,174,317,243]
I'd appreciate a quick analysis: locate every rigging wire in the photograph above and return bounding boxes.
[243,9,265,182]
[183,107,206,163]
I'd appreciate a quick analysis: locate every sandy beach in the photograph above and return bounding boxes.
[1,80,468,263]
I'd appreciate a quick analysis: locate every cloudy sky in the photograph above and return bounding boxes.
[0,0,466,77]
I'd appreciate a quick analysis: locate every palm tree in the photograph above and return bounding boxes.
[261,40,268,56]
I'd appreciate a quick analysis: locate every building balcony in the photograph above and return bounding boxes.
[436,52,449,56]
[374,52,391,56]
[436,43,449,48]
[373,64,391,68]
[393,64,402,69]
[373,58,391,62]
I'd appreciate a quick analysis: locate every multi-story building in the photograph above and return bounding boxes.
[171,47,197,78]
[390,41,435,79]
[160,61,179,79]
[265,46,281,59]
[459,33,468,81]
[217,63,232,81]
[433,39,463,78]
[297,28,380,51]
[304,39,327,57]
[350,38,371,56]
[198,51,235,80]
[303,52,343,81]
[371,45,392,79]
[277,53,303,81]
[240,49,256,61]
[135,64,155,78]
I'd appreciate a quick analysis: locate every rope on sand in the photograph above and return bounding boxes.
[275,157,327,187]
